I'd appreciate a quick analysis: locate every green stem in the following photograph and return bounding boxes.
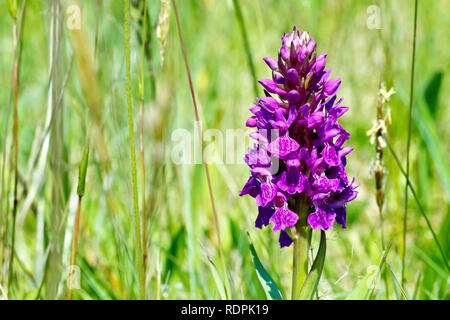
[232,0,258,97]
[8,0,27,295]
[402,0,418,288]
[384,134,450,273]
[139,0,148,279]
[291,197,311,300]
[125,0,145,300]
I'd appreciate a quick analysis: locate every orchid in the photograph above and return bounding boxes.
[240,27,358,248]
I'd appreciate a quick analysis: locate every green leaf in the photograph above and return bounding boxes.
[298,230,326,300]
[247,233,283,300]
[412,273,422,300]
[424,72,443,118]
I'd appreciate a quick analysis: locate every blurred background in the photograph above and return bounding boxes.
[0,0,448,299]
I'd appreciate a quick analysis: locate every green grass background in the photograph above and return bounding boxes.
[0,0,448,299]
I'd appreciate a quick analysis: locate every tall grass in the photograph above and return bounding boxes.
[4,0,27,297]
[125,0,145,299]
[172,0,231,299]
[401,0,419,288]
[47,0,69,299]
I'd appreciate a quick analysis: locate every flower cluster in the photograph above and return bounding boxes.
[240,27,358,247]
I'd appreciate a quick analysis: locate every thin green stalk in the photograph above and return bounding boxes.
[232,0,258,97]
[125,0,145,300]
[402,0,418,288]
[172,0,231,299]
[384,134,449,273]
[291,197,311,300]
[138,0,148,277]
[8,13,19,296]
[47,0,70,299]
[0,15,14,268]
[156,235,161,300]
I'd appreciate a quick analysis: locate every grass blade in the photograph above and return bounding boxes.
[247,233,283,300]
[384,134,450,274]
[125,0,145,299]
[172,0,231,299]
[402,0,419,287]
[202,245,227,300]
[375,241,408,300]
[232,0,258,96]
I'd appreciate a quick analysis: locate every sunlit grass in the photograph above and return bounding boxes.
[0,0,448,300]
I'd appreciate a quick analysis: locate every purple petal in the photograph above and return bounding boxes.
[338,146,353,159]
[240,176,260,197]
[322,143,340,167]
[318,69,331,86]
[314,53,327,74]
[279,45,290,61]
[258,79,287,95]
[286,68,299,84]
[324,78,341,97]
[251,167,272,179]
[246,117,257,127]
[273,192,287,208]
[322,128,341,141]
[279,230,293,248]
[287,90,300,104]
[257,97,279,113]
[313,174,340,193]
[260,179,278,206]
[334,206,347,229]
[307,208,335,230]
[307,112,325,129]
[255,206,275,229]
[263,57,278,70]
[273,73,285,85]
[267,135,300,158]
[306,38,316,56]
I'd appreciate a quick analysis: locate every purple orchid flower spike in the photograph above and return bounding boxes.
[240,27,357,248]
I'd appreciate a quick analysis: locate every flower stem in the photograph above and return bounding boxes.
[291,197,311,300]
